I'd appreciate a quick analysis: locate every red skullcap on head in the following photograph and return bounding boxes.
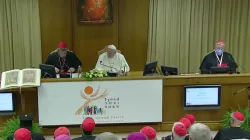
[233,111,245,121]
[179,118,191,129]
[82,117,96,131]
[173,123,187,136]
[54,127,70,137]
[14,128,31,140]
[58,42,67,48]
[184,114,196,124]
[140,126,157,139]
[217,40,225,44]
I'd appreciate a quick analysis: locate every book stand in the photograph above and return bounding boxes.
[19,87,26,113]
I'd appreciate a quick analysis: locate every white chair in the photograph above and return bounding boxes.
[98,46,121,56]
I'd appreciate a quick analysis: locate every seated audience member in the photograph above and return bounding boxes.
[7,132,45,140]
[72,117,96,140]
[54,127,70,138]
[179,118,191,130]
[95,132,118,140]
[140,126,157,140]
[13,128,32,140]
[127,132,147,140]
[165,122,187,140]
[213,111,250,140]
[189,123,211,140]
[183,114,196,140]
[45,41,82,73]
[183,114,196,125]
[95,45,130,73]
[55,134,71,140]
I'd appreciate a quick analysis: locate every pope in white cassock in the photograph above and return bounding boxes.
[95,45,130,73]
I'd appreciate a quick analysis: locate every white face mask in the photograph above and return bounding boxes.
[215,48,223,55]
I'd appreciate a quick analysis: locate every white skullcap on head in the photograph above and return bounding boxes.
[107,45,116,50]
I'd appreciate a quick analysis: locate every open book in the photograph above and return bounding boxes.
[0,68,41,89]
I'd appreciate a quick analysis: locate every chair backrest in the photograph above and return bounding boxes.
[50,49,58,54]
[50,49,73,54]
[98,46,121,56]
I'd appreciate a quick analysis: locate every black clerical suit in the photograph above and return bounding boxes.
[213,127,250,140]
[45,51,82,72]
[199,51,237,74]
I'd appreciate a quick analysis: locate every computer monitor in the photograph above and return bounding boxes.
[184,85,221,110]
[210,66,230,74]
[39,64,57,78]
[0,91,16,115]
[143,61,158,76]
[161,66,178,76]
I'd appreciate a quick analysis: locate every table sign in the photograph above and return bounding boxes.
[38,80,162,126]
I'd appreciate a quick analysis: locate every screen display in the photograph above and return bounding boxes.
[0,93,14,111]
[185,86,220,106]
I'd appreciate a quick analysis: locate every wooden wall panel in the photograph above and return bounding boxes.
[118,0,149,70]
[72,0,119,71]
[39,0,149,71]
[39,0,73,62]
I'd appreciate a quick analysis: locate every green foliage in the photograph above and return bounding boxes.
[221,106,250,131]
[81,69,108,80]
[1,117,42,140]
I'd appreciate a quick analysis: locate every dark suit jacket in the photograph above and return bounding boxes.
[71,135,96,140]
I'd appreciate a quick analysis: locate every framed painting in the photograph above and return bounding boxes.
[77,0,113,24]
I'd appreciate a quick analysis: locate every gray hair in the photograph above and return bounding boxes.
[189,123,211,140]
[95,132,118,140]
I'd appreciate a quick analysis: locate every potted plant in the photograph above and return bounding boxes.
[1,117,42,140]
[81,69,108,81]
[221,106,250,131]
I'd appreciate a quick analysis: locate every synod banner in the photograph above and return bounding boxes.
[38,80,162,126]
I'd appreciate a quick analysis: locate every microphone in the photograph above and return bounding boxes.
[233,86,250,95]
[228,56,246,73]
[99,61,118,72]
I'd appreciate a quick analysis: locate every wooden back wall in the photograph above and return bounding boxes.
[39,0,149,71]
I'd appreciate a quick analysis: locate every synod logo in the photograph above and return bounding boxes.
[75,85,109,115]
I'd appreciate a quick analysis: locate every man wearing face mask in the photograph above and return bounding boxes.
[45,42,82,73]
[199,40,237,74]
[95,45,130,73]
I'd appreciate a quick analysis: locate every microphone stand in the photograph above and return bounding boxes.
[233,86,250,128]
[78,65,81,78]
